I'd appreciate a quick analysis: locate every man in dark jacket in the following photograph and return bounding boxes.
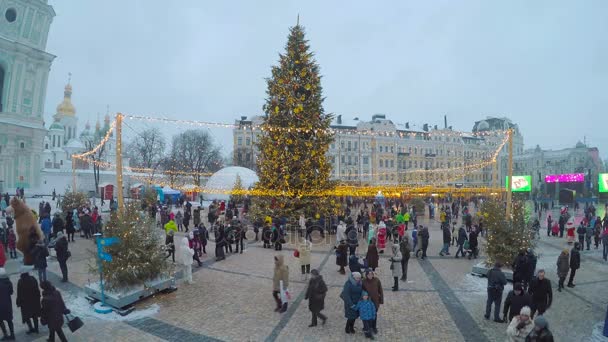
[512,250,529,286]
[399,237,411,281]
[439,225,451,256]
[53,233,69,282]
[51,213,64,239]
[454,226,468,258]
[528,269,552,317]
[16,267,41,334]
[419,226,430,259]
[502,282,531,322]
[80,211,93,239]
[485,262,507,322]
[567,242,581,288]
[40,281,68,342]
[526,315,554,342]
[32,242,49,283]
[525,248,537,289]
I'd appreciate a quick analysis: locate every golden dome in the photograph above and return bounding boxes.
[56,83,76,117]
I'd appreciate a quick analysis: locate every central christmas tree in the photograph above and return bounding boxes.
[252,23,335,219]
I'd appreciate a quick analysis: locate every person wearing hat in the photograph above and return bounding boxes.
[304,269,328,327]
[506,306,534,341]
[40,281,69,342]
[16,265,41,334]
[485,261,507,322]
[54,232,70,282]
[354,290,377,339]
[502,282,532,323]
[362,269,383,334]
[525,315,554,341]
[340,271,362,334]
[567,242,581,288]
[0,268,15,340]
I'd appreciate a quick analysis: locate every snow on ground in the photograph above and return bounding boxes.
[458,273,513,304]
[586,322,608,342]
[63,292,159,322]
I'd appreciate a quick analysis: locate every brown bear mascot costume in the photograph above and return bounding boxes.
[8,197,44,265]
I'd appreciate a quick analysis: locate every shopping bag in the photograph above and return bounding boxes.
[279,280,290,304]
[65,313,84,332]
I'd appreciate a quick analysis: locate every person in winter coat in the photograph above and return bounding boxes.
[336,240,348,274]
[485,262,507,322]
[54,232,69,282]
[65,212,75,242]
[80,210,93,239]
[399,236,411,281]
[165,230,175,262]
[51,213,64,239]
[164,219,178,236]
[506,306,533,342]
[468,228,479,259]
[40,215,51,243]
[528,270,552,317]
[440,224,451,256]
[367,223,375,244]
[512,250,530,286]
[362,268,383,335]
[348,254,364,274]
[183,211,191,233]
[7,229,16,259]
[389,244,402,291]
[546,215,553,237]
[576,222,586,247]
[419,225,430,259]
[454,226,468,258]
[336,221,347,246]
[32,241,49,283]
[187,232,202,267]
[567,242,580,288]
[340,272,362,334]
[556,249,569,291]
[602,227,608,261]
[502,282,532,323]
[355,291,377,339]
[0,268,15,340]
[526,315,554,342]
[304,269,327,327]
[180,237,194,284]
[525,249,537,288]
[272,255,289,313]
[366,238,379,271]
[346,224,358,256]
[40,281,68,342]
[175,211,183,232]
[297,239,312,280]
[16,266,41,334]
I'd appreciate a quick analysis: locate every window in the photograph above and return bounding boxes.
[354,156,358,165]
[5,8,16,23]
[390,160,394,168]
[237,137,243,146]
[379,159,383,167]
[246,137,251,146]
[363,157,369,165]
[341,141,345,149]
[331,143,335,149]
[414,148,417,155]
[348,156,352,165]
[414,161,418,168]
[354,142,358,150]
[341,156,345,164]
[391,146,394,153]
[246,153,251,161]
[378,145,382,152]
[237,153,242,162]
[347,141,351,151]
[409,161,412,167]
[52,136,55,148]
[20,142,25,149]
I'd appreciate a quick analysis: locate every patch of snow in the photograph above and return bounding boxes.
[459,273,512,297]
[585,322,608,342]
[63,292,159,322]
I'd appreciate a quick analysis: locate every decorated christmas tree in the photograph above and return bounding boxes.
[252,23,335,219]
[89,202,171,291]
[60,188,89,213]
[481,199,534,267]
[230,174,245,205]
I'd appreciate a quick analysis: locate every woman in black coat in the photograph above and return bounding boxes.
[304,269,328,327]
[40,281,68,342]
[65,212,75,242]
[16,270,41,333]
[0,268,15,340]
[51,213,65,239]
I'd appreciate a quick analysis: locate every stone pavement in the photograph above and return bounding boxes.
[3,203,608,341]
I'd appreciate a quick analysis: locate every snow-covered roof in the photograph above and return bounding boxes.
[65,138,85,149]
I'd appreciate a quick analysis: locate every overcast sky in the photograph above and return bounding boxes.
[44,0,608,158]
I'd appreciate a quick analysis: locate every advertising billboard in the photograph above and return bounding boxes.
[505,175,532,192]
[599,173,608,193]
[544,173,584,183]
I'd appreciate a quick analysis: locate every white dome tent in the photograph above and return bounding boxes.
[203,166,258,201]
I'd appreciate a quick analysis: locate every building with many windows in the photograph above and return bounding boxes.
[233,114,513,187]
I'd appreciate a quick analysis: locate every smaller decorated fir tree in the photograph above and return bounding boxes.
[60,188,89,213]
[481,199,534,267]
[230,174,245,205]
[89,202,171,291]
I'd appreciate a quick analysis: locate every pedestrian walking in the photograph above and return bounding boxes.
[40,281,68,342]
[32,241,49,283]
[389,244,402,291]
[179,237,194,284]
[7,229,16,259]
[165,230,175,263]
[362,269,383,335]
[175,211,183,232]
[340,272,362,334]
[16,266,41,335]
[525,315,554,341]
[297,239,312,280]
[366,238,379,272]
[440,224,451,256]
[0,268,15,340]
[485,261,507,322]
[528,270,552,317]
[272,255,289,313]
[556,249,569,292]
[336,240,348,275]
[567,242,580,288]
[419,225,430,259]
[65,212,75,242]
[355,291,377,339]
[53,231,70,282]
[51,213,64,239]
[304,269,327,327]
[455,225,468,258]
[505,306,533,342]
[399,236,411,281]
[502,282,531,323]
